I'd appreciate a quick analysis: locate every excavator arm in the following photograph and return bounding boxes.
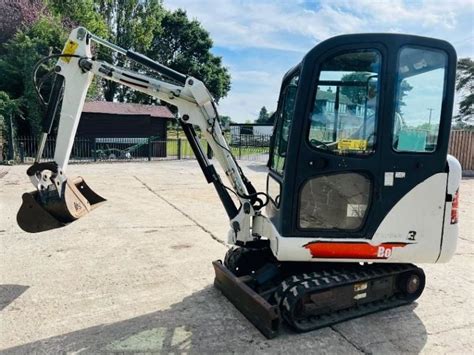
[17,27,266,244]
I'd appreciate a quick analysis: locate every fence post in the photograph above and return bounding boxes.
[93,138,97,162]
[239,131,242,159]
[148,137,152,161]
[19,142,25,163]
[177,138,181,160]
[207,142,213,159]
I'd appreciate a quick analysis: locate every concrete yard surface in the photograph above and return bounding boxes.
[0,160,473,354]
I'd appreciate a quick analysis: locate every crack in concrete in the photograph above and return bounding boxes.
[458,236,474,243]
[134,176,228,247]
[427,322,474,335]
[330,326,368,354]
[1,224,199,237]
[98,225,200,234]
[331,328,429,353]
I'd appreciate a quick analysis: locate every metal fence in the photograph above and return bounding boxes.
[449,130,474,171]
[228,134,270,161]
[8,131,473,170]
[11,134,271,164]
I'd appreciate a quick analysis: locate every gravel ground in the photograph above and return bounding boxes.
[0,160,473,354]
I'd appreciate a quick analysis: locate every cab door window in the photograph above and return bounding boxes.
[299,172,371,230]
[308,50,382,155]
[393,47,447,152]
[300,49,381,231]
[270,74,299,175]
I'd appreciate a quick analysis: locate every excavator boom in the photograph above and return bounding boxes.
[17,27,259,245]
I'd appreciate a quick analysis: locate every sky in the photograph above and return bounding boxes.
[163,0,474,123]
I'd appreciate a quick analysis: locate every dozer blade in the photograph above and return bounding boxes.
[212,260,281,338]
[17,177,105,233]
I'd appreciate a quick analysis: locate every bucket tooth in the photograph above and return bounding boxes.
[16,177,105,233]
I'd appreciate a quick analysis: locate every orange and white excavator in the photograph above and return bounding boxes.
[17,27,461,338]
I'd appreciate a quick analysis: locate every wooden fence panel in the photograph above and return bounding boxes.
[449,130,474,171]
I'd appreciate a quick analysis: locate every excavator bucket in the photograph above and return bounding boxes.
[17,177,105,233]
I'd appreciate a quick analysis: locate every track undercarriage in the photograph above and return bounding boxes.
[213,246,425,338]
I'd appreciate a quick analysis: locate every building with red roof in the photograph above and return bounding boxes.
[77,101,174,139]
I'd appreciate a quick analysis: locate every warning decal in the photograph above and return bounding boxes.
[337,139,368,151]
[61,40,79,62]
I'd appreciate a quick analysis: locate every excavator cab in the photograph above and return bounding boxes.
[266,34,457,262]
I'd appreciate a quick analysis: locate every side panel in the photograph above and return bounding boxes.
[370,173,447,261]
[437,155,462,262]
[272,173,448,263]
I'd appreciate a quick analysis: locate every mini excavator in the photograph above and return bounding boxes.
[17,28,461,338]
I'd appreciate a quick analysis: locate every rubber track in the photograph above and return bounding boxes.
[273,263,422,332]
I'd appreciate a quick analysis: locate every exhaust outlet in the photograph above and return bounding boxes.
[16,177,106,233]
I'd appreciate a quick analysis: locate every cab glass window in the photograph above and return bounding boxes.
[393,47,447,152]
[267,174,281,206]
[308,50,382,155]
[270,74,299,175]
[299,173,371,230]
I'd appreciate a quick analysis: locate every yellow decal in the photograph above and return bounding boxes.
[354,282,368,292]
[61,40,79,63]
[337,139,368,151]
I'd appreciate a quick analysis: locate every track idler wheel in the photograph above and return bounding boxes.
[397,268,425,302]
[16,177,106,233]
[224,246,275,277]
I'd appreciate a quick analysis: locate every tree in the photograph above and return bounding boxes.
[0,17,66,135]
[0,91,20,132]
[0,91,21,159]
[148,9,230,103]
[93,0,164,102]
[0,1,112,136]
[46,0,109,38]
[256,106,270,123]
[0,0,46,45]
[90,4,231,104]
[267,112,276,125]
[219,115,232,128]
[0,1,231,135]
[416,122,439,132]
[340,72,373,106]
[455,57,473,123]
[341,72,412,113]
[46,0,115,102]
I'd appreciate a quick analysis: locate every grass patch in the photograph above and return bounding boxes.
[165,139,269,159]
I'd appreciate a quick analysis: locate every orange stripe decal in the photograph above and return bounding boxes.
[303,241,409,259]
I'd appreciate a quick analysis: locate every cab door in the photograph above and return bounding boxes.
[276,34,456,241]
[290,44,385,239]
[266,69,300,228]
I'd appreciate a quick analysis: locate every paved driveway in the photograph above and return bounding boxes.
[1,161,472,353]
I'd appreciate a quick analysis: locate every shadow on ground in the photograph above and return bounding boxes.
[0,285,29,311]
[2,286,428,354]
[244,162,269,173]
